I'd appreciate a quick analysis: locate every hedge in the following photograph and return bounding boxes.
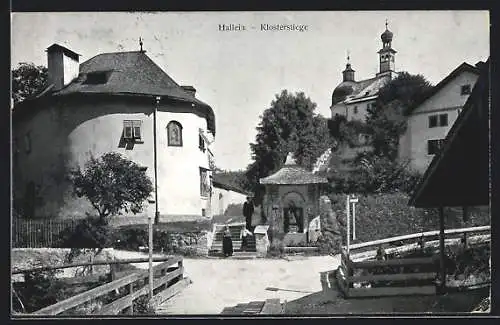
[327,192,490,244]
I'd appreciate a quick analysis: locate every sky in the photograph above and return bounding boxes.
[11,11,490,171]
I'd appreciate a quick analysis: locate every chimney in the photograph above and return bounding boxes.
[181,85,196,97]
[46,44,81,91]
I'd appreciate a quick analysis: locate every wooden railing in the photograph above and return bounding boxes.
[336,225,490,298]
[349,225,490,252]
[14,256,189,316]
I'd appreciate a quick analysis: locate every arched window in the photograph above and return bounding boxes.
[167,121,183,146]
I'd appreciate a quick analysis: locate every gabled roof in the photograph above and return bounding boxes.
[408,62,480,114]
[409,59,489,208]
[260,153,328,185]
[212,179,249,196]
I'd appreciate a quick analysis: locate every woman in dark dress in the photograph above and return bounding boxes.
[222,225,233,257]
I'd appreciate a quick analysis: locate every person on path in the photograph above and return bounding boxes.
[222,225,233,257]
[240,227,253,251]
[243,196,254,231]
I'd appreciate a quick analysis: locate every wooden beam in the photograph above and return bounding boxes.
[31,260,181,315]
[351,256,436,269]
[346,225,489,251]
[439,206,446,292]
[12,256,182,275]
[32,272,144,315]
[348,272,436,284]
[347,285,436,298]
[96,267,184,315]
[149,277,191,308]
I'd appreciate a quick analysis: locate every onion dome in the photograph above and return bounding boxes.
[381,28,393,43]
[381,20,393,44]
[332,81,355,106]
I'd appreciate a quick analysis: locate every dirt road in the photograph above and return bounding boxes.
[153,255,339,315]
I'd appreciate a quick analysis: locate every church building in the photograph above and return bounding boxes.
[331,22,398,122]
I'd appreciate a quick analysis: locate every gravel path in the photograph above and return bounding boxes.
[154,255,339,315]
[110,250,340,314]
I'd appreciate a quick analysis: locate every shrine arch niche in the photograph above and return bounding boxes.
[281,191,306,233]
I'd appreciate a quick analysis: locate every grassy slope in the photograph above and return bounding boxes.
[327,192,490,245]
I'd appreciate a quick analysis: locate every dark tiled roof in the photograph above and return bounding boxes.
[212,179,249,196]
[332,74,392,105]
[15,50,216,134]
[260,153,328,185]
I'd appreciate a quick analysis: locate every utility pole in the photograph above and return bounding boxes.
[346,194,350,255]
[148,96,161,299]
[350,196,358,240]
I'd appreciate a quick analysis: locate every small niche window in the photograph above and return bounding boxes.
[84,72,109,85]
[200,167,210,197]
[24,132,31,154]
[123,120,142,141]
[428,139,445,155]
[167,121,183,146]
[353,106,358,114]
[199,134,206,152]
[201,208,206,217]
[461,84,471,95]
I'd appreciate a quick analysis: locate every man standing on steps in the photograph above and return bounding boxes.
[243,196,254,231]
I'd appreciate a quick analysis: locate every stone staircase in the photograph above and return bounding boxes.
[209,223,257,257]
[220,299,285,315]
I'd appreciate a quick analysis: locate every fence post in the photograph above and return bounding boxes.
[110,263,117,281]
[128,283,134,315]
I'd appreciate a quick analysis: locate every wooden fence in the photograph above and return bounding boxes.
[336,225,490,298]
[12,219,78,248]
[13,256,190,316]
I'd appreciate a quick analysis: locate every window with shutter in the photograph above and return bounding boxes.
[123,120,142,142]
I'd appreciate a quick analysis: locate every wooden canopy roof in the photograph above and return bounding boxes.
[260,153,328,185]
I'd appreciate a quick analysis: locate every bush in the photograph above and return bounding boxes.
[112,227,175,252]
[133,295,155,315]
[329,153,422,195]
[57,216,112,249]
[325,193,490,245]
[14,269,71,313]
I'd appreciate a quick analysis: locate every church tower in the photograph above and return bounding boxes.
[377,20,397,77]
[342,54,355,82]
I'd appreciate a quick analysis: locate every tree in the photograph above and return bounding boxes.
[12,62,48,105]
[245,90,334,203]
[366,72,433,160]
[69,152,154,224]
[329,151,422,195]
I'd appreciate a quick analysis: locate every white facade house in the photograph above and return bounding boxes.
[211,180,249,217]
[12,43,216,223]
[399,62,480,173]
